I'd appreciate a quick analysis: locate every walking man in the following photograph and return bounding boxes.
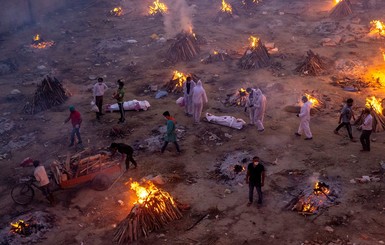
[113,80,125,123]
[161,111,181,154]
[192,80,208,123]
[109,143,137,171]
[359,108,373,152]
[245,87,258,125]
[33,160,54,206]
[64,105,82,147]
[183,76,196,116]
[295,96,313,140]
[93,77,108,120]
[334,98,356,142]
[255,89,267,132]
[246,156,265,206]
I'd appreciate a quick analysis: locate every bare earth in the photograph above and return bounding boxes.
[0,0,385,244]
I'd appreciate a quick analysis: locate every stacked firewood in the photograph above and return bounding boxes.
[330,0,352,19]
[295,50,327,76]
[114,187,182,244]
[24,76,68,114]
[163,74,199,93]
[238,39,270,69]
[166,32,200,63]
[202,51,232,64]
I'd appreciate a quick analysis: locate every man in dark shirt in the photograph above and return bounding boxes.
[334,98,356,142]
[109,143,137,171]
[246,156,265,206]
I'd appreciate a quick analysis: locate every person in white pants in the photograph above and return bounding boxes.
[183,77,196,116]
[255,89,266,132]
[245,88,258,125]
[192,80,208,123]
[295,96,313,140]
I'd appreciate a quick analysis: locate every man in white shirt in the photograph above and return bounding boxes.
[295,96,313,140]
[93,77,108,119]
[33,160,54,205]
[359,108,373,152]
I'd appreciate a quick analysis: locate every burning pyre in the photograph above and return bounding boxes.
[238,36,270,69]
[224,88,249,107]
[368,20,385,38]
[292,181,336,215]
[30,34,54,49]
[110,7,123,17]
[220,0,233,14]
[148,0,168,16]
[329,0,352,19]
[356,96,385,132]
[166,30,200,63]
[114,180,182,244]
[305,93,321,109]
[201,50,232,64]
[295,50,327,76]
[10,220,31,236]
[163,70,199,93]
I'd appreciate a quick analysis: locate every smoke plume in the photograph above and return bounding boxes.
[163,0,195,38]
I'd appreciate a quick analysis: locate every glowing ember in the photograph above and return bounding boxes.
[130,180,176,208]
[221,0,233,14]
[10,220,29,234]
[314,181,330,195]
[111,7,123,16]
[33,34,40,42]
[369,20,385,37]
[335,0,341,4]
[148,0,168,15]
[366,96,383,115]
[249,36,260,48]
[171,70,188,89]
[305,93,319,107]
[213,50,219,55]
[30,34,54,49]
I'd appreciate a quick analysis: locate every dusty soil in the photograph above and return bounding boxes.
[0,0,385,244]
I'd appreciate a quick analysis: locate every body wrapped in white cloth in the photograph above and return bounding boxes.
[105,100,151,112]
[205,113,246,129]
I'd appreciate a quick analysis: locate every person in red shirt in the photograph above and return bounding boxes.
[64,105,83,147]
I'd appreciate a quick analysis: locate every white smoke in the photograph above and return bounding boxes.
[163,0,195,38]
[308,172,320,184]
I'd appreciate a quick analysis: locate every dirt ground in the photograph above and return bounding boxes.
[0,0,385,244]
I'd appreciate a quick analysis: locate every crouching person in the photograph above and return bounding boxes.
[33,160,55,206]
[109,143,137,172]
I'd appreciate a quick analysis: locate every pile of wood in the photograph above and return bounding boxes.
[166,32,200,63]
[223,89,249,107]
[201,51,232,64]
[295,50,327,76]
[329,0,352,19]
[114,183,182,244]
[238,39,270,69]
[23,76,68,114]
[163,73,199,93]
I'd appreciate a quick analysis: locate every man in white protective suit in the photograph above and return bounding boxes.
[192,80,208,123]
[245,88,258,126]
[255,89,266,132]
[295,96,313,140]
[183,76,196,116]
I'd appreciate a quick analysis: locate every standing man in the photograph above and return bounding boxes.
[93,77,108,120]
[161,111,181,154]
[245,87,258,125]
[113,80,125,123]
[255,89,267,132]
[359,108,373,152]
[295,96,313,140]
[64,105,82,147]
[246,156,265,206]
[192,80,208,123]
[33,160,54,206]
[183,76,196,116]
[109,143,137,171]
[334,98,356,142]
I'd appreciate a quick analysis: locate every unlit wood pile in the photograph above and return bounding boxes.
[295,50,327,76]
[166,32,200,63]
[202,51,232,64]
[238,39,270,69]
[329,0,352,19]
[356,108,385,133]
[24,76,68,114]
[114,190,182,244]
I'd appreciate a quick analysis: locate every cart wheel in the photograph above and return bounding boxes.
[91,174,111,191]
[11,183,35,205]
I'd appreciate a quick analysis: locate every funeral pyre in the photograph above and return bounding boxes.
[30,34,54,49]
[238,36,270,69]
[163,70,199,93]
[291,181,337,215]
[224,88,249,107]
[0,211,54,244]
[166,30,200,63]
[114,180,183,244]
[148,0,168,16]
[23,76,69,114]
[110,7,123,17]
[356,96,385,132]
[368,20,385,38]
[296,50,327,76]
[201,50,232,64]
[329,0,352,19]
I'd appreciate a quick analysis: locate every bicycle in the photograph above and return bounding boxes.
[11,176,44,205]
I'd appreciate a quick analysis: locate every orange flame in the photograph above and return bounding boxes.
[10,220,29,233]
[31,34,54,49]
[305,93,319,107]
[221,0,232,13]
[213,50,219,55]
[130,181,176,210]
[172,70,188,89]
[314,182,330,195]
[33,34,40,41]
[366,96,383,115]
[111,7,123,16]
[249,36,259,48]
[149,0,168,15]
[369,20,385,37]
[335,0,341,4]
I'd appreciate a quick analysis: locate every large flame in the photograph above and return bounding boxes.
[335,0,341,4]
[130,181,176,210]
[249,36,259,48]
[148,0,168,15]
[221,0,233,14]
[172,70,188,89]
[369,20,385,37]
[111,7,123,16]
[305,93,320,107]
[10,220,29,234]
[314,181,330,195]
[366,96,383,115]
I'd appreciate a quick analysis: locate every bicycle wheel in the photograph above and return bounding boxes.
[11,183,35,205]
